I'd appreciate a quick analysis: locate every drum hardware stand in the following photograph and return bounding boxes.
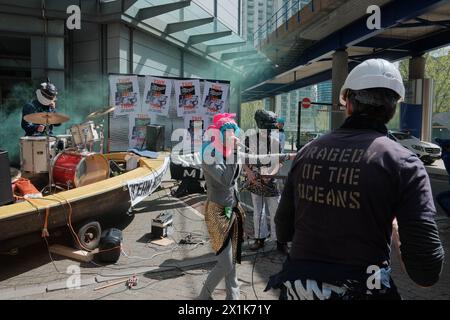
[82,127,89,152]
[42,121,55,195]
[98,123,104,154]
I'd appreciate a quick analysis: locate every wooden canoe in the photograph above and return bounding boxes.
[0,152,169,251]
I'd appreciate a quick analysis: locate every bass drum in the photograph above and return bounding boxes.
[52,151,109,188]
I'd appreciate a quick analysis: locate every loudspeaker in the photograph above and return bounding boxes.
[0,150,14,206]
[97,228,122,263]
[146,125,165,151]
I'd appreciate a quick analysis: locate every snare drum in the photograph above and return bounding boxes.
[52,151,109,188]
[70,121,99,146]
[20,136,56,173]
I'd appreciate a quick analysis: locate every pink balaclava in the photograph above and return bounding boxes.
[204,113,239,158]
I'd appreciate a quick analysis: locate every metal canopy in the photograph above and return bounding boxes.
[233,57,268,66]
[221,50,258,60]
[206,41,246,53]
[242,0,450,102]
[137,1,191,21]
[119,0,252,72]
[188,31,232,45]
[165,17,214,34]
[123,0,139,11]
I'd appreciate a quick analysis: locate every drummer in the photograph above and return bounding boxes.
[21,81,61,136]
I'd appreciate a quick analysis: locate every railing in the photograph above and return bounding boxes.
[251,0,313,46]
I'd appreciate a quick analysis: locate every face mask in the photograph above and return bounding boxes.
[36,89,55,106]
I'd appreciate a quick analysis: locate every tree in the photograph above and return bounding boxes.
[398,50,450,113]
[240,100,263,130]
[427,51,450,113]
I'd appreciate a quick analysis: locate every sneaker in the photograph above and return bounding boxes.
[249,239,265,251]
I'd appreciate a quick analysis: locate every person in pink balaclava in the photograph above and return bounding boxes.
[198,113,246,300]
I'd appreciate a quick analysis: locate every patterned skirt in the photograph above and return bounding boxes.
[204,200,245,264]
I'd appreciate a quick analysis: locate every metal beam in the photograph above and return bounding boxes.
[346,51,411,62]
[233,57,267,66]
[242,70,331,102]
[397,28,450,54]
[395,21,430,28]
[221,50,258,60]
[165,17,214,34]
[241,61,272,69]
[356,29,450,59]
[414,17,450,29]
[243,0,447,91]
[356,37,410,50]
[188,31,232,45]
[206,41,246,53]
[306,0,448,59]
[123,0,139,12]
[137,1,191,21]
[245,25,450,102]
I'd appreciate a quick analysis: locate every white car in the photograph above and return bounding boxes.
[388,130,442,165]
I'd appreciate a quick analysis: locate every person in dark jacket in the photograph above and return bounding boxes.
[267,59,444,300]
[21,81,60,136]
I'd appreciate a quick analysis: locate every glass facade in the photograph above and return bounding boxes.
[273,83,331,150]
[317,81,332,104]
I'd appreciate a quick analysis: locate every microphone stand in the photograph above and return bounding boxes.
[43,118,54,194]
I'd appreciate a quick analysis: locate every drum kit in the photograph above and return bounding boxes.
[21,106,115,191]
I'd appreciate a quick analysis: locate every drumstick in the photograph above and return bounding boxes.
[94,278,129,291]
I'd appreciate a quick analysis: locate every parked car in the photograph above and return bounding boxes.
[388,130,442,165]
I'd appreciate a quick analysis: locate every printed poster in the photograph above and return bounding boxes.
[110,75,140,116]
[174,79,201,117]
[144,76,172,116]
[183,115,207,153]
[201,81,229,117]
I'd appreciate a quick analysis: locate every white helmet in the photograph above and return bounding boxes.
[340,59,405,105]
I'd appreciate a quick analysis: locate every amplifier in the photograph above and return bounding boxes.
[152,212,173,238]
[146,125,165,151]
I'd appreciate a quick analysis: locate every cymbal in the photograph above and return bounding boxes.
[87,106,115,119]
[24,112,70,125]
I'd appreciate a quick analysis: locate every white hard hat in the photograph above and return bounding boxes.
[340,59,405,105]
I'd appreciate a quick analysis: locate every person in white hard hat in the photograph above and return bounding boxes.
[266,59,444,300]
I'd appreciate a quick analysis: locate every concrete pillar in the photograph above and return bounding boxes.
[409,56,426,80]
[330,50,348,130]
[409,55,432,141]
[422,79,433,142]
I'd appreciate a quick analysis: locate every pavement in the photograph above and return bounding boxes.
[0,183,281,300]
[426,159,448,180]
[0,160,449,300]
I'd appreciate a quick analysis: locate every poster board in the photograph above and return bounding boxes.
[144,76,173,116]
[108,74,230,152]
[109,75,140,115]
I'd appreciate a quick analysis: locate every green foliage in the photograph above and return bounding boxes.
[240,100,263,130]
[398,50,449,113]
